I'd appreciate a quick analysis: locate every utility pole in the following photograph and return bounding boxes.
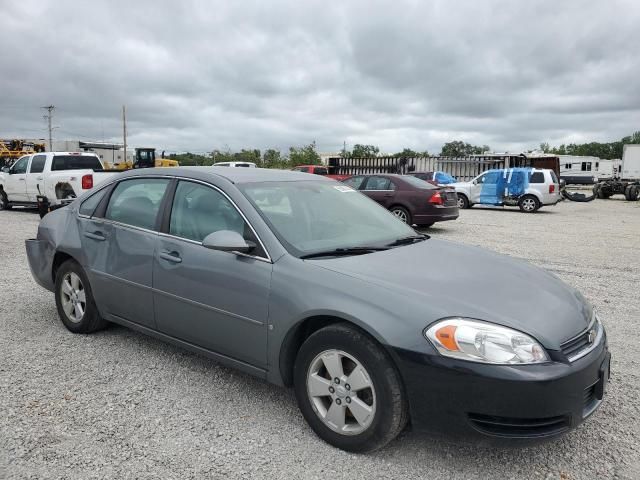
[41,105,55,151]
[122,105,127,164]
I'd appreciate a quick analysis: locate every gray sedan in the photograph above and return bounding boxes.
[26,167,609,452]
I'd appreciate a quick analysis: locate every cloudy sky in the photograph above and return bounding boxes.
[2,0,639,154]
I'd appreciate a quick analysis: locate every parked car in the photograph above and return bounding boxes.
[342,173,458,227]
[213,161,257,168]
[292,164,351,181]
[0,152,119,214]
[410,171,457,186]
[451,168,561,212]
[26,167,609,452]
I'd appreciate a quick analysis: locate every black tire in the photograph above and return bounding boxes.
[628,185,639,201]
[293,323,408,453]
[456,193,470,209]
[624,185,633,201]
[518,194,540,213]
[389,206,411,225]
[0,190,11,210]
[593,184,604,199]
[54,259,107,333]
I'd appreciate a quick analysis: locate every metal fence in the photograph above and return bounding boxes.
[327,155,559,182]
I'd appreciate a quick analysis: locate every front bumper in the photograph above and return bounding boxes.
[393,335,610,441]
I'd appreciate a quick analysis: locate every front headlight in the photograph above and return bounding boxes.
[424,318,549,364]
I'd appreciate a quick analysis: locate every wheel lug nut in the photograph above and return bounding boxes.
[335,398,341,405]
[329,386,335,394]
[346,397,351,404]
[334,378,340,384]
[345,384,350,390]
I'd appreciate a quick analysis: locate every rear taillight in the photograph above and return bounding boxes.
[549,184,555,194]
[82,174,93,190]
[429,191,444,205]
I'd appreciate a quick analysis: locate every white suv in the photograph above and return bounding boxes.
[451,168,561,213]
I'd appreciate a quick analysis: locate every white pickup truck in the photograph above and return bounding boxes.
[0,152,119,214]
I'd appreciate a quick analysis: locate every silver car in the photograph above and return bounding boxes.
[26,167,609,452]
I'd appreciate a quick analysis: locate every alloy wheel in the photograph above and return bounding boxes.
[457,197,464,208]
[522,198,536,212]
[391,209,408,223]
[306,349,376,436]
[60,272,86,323]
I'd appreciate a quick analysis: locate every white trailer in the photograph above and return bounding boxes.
[558,155,599,184]
[593,145,640,200]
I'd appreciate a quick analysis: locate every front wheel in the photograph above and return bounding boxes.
[294,324,408,452]
[518,194,540,213]
[389,206,411,225]
[55,259,107,333]
[0,190,11,210]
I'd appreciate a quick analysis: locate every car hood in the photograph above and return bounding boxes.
[307,239,592,349]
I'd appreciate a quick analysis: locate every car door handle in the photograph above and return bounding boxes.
[37,177,43,181]
[159,251,182,263]
[18,178,26,181]
[84,231,106,241]
[383,192,393,197]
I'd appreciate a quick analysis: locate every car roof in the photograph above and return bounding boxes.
[117,166,330,184]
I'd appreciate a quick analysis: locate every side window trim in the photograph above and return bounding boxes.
[160,178,272,262]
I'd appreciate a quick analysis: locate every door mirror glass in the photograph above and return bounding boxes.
[202,230,255,253]
[1,167,9,173]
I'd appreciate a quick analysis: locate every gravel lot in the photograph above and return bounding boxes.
[1,197,639,480]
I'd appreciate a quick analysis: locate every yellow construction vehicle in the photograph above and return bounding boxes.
[133,148,179,168]
[0,139,46,167]
[103,147,178,170]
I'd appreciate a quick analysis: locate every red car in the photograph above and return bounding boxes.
[292,165,351,181]
[342,174,459,227]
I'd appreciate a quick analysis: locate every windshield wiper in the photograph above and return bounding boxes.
[300,246,389,259]
[386,234,429,247]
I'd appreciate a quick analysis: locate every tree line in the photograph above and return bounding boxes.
[169,131,640,167]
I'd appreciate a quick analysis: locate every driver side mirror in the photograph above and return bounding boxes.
[1,167,10,173]
[202,230,256,254]
[472,179,477,185]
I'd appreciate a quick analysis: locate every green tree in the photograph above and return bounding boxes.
[289,141,322,166]
[440,141,490,156]
[263,149,288,168]
[234,149,261,164]
[350,144,380,157]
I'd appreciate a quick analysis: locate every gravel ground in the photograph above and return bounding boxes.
[1,197,639,480]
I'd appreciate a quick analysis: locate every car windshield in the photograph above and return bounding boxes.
[401,175,436,189]
[239,181,417,257]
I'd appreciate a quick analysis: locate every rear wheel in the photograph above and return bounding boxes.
[389,206,411,225]
[628,185,639,201]
[456,193,470,209]
[294,324,408,452]
[55,259,107,333]
[518,194,540,213]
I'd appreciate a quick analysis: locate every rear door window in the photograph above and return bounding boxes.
[105,178,170,230]
[79,187,109,217]
[313,167,328,175]
[29,155,46,173]
[363,177,393,190]
[342,176,366,189]
[295,167,310,173]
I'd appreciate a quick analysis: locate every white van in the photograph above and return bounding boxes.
[213,162,257,168]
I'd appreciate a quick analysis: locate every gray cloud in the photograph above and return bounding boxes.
[1,0,639,154]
